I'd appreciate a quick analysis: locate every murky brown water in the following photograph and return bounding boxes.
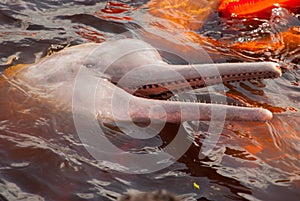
[0,1,299,200]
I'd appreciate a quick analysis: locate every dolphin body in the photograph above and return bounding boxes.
[3,39,282,125]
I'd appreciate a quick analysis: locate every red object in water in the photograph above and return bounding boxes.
[218,0,300,18]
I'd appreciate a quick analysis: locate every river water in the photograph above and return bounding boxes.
[0,1,299,201]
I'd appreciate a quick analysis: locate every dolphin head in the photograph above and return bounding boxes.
[10,39,282,124]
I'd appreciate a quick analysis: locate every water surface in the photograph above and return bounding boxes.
[0,1,299,200]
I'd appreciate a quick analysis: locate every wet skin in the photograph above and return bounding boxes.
[2,39,282,124]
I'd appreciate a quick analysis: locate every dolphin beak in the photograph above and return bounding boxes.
[115,61,281,123]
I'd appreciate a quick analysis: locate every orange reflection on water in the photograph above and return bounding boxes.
[94,1,135,22]
[229,26,300,54]
[75,25,106,43]
[146,0,300,57]
[226,114,300,173]
[147,0,219,30]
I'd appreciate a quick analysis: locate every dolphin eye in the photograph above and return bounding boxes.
[85,64,95,68]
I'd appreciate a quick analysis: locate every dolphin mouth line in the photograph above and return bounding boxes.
[168,94,247,107]
[125,70,279,100]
